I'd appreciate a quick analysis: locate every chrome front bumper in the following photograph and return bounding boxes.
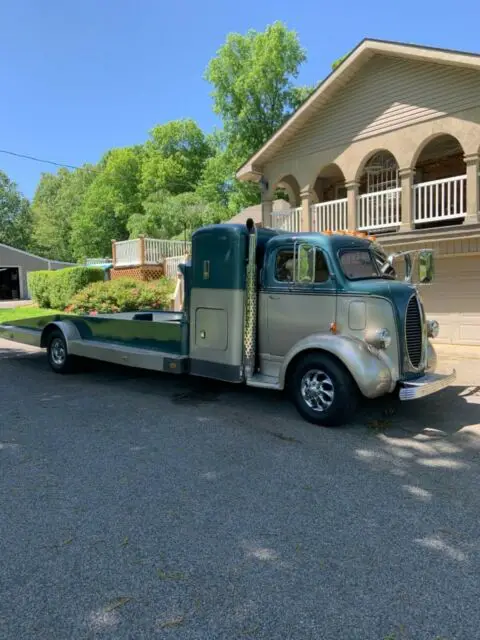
[399,370,456,401]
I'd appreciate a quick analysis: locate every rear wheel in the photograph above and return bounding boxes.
[290,353,358,427]
[47,329,78,374]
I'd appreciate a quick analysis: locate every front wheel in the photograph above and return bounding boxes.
[47,329,78,374]
[290,353,358,427]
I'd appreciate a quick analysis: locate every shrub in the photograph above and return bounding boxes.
[66,277,175,315]
[28,266,105,309]
[27,271,57,308]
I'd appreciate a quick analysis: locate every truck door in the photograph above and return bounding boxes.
[264,241,337,357]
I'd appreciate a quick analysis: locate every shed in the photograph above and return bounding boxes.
[0,243,75,300]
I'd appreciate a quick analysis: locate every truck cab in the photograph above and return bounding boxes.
[187,222,453,425]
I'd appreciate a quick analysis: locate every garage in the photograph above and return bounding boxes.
[421,255,480,346]
[375,228,480,347]
[0,243,74,300]
[0,267,20,300]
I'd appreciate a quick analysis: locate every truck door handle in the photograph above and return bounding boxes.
[269,295,280,300]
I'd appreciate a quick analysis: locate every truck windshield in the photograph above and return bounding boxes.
[339,248,396,280]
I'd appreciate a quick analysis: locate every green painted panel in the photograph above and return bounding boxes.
[2,313,187,356]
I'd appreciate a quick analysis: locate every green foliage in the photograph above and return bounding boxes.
[205,21,308,157]
[66,277,175,315]
[31,166,96,261]
[70,147,143,260]
[0,170,32,250]
[129,190,225,239]
[141,119,211,196]
[27,271,57,308]
[332,52,350,70]
[28,266,104,309]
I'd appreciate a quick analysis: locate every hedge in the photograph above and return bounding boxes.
[28,266,105,310]
[66,277,175,315]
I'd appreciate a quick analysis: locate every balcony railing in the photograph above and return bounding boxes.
[271,207,302,232]
[413,174,466,224]
[113,237,191,268]
[311,199,348,232]
[357,187,402,231]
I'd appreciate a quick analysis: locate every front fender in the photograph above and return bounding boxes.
[40,320,82,348]
[280,333,396,398]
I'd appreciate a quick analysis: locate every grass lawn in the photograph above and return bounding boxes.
[0,305,65,323]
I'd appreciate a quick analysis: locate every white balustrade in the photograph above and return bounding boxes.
[271,207,302,232]
[163,255,187,279]
[311,199,348,232]
[413,175,466,223]
[115,240,140,267]
[144,238,191,263]
[357,187,401,231]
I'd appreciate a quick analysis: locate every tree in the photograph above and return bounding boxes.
[205,21,309,158]
[70,146,143,260]
[0,170,32,251]
[332,52,350,70]
[31,166,96,261]
[141,119,211,197]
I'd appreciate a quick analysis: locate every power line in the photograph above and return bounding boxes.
[0,148,96,172]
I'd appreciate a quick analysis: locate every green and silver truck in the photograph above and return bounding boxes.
[0,220,455,426]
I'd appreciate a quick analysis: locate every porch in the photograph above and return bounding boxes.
[268,135,479,235]
[109,236,191,281]
[271,175,469,234]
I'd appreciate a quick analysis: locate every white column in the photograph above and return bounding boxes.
[261,199,273,228]
[300,189,313,232]
[345,181,359,230]
[464,153,480,224]
[399,167,414,232]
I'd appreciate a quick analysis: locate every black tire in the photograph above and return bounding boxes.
[47,329,77,374]
[289,353,358,427]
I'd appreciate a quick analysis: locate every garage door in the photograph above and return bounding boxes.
[419,255,480,345]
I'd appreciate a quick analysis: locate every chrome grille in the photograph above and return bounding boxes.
[405,295,423,368]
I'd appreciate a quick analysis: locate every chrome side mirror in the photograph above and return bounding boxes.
[418,250,434,284]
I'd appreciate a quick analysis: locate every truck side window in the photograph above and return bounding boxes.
[297,244,329,283]
[275,250,294,282]
[314,251,329,283]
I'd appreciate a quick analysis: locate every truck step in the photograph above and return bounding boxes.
[246,373,281,390]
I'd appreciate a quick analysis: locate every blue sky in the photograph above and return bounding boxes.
[1,0,479,198]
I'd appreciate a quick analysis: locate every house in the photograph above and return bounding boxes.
[236,38,480,346]
[227,198,290,226]
[0,243,74,300]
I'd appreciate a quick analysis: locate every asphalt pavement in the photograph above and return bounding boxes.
[1,340,479,640]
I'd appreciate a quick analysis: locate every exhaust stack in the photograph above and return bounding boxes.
[243,218,258,380]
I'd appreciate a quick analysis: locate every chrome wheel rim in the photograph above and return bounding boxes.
[300,369,335,412]
[51,338,66,366]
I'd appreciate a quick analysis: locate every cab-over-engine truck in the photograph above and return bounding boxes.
[0,220,455,426]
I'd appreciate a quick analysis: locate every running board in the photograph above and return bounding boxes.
[68,339,188,374]
[246,373,281,390]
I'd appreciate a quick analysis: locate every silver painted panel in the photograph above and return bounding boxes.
[68,339,186,373]
[0,324,41,348]
[264,292,336,356]
[278,333,395,398]
[189,288,245,368]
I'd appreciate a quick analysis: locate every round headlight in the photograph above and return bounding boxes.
[427,319,440,338]
[366,327,392,350]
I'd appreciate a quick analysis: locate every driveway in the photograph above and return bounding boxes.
[1,341,479,640]
[0,300,33,309]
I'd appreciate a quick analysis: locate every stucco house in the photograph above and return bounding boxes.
[236,38,480,346]
[0,243,74,300]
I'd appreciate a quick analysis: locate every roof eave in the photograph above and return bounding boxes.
[235,38,480,181]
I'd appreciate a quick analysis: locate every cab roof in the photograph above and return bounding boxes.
[265,230,376,252]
